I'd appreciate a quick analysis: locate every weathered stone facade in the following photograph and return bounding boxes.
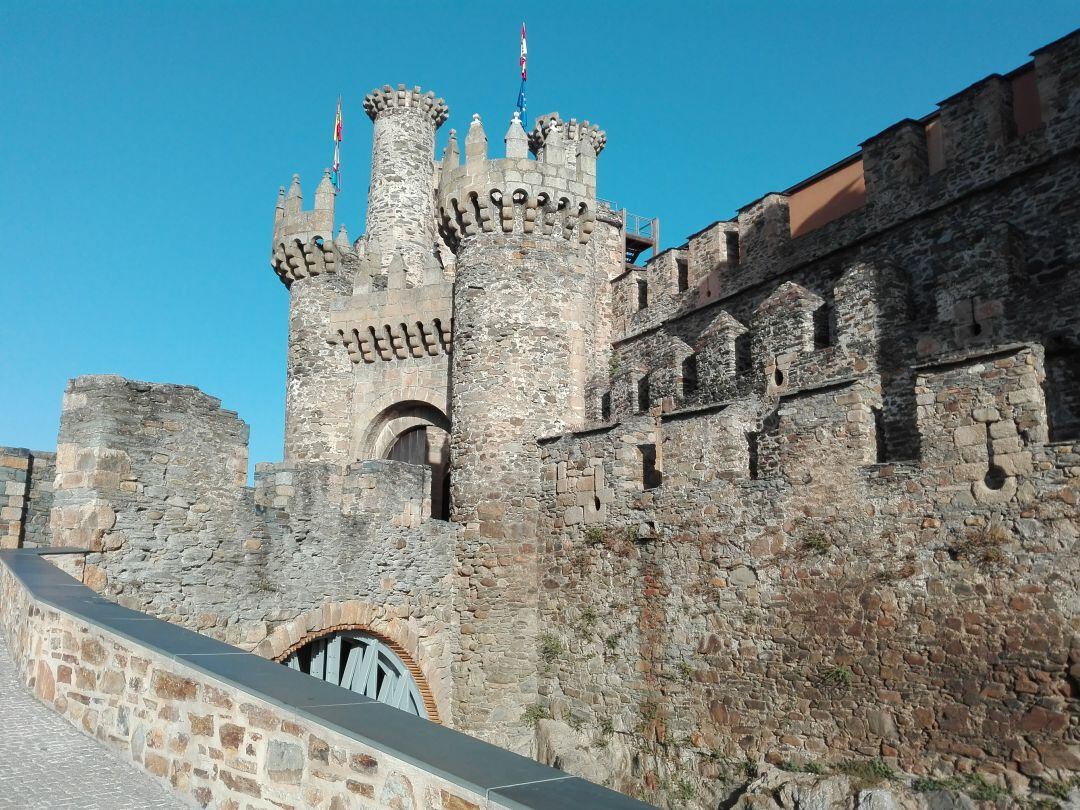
[3,32,1080,810]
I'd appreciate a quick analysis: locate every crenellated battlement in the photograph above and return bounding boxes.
[362,84,449,127]
[528,112,607,160]
[435,113,599,251]
[270,170,342,286]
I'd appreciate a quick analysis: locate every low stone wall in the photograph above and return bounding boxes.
[0,549,653,810]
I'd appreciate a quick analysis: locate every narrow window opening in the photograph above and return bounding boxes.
[747,431,760,479]
[735,333,752,375]
[636,376,650,413]
[725,230,740,266]
[600,392,612,421]
[639,443,661,489]
[873,407,887,463]
[813,302,833,349]
[773,368,785,387]
[681,355,699,398]
[637,278,648,311]
[676,258,689,292]
[1046,341,1080,442]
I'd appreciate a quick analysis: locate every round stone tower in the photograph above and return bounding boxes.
[271,170,354,465]
[438,111,605,751]
[362,84,449,277]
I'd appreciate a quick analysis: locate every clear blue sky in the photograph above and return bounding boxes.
[3,1,1077,474]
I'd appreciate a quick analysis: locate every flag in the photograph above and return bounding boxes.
[331,97,343,189]
[520,23,527,81]
[517,23,528,126]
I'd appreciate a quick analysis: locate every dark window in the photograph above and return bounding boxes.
[1046,343,1080,442]
[639,443,661,489]
[747,431,759,479]
[813,302,832,349]
[682,355,699,397]
[676,258,689,292]
[637,376,650,413]
[873,408,887,463]
[600,392,612,421]
[637,278,648,311]
[735,333,752,375]
[725,230,740,266]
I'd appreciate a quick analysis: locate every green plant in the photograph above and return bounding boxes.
[836,758,896,785]
[604,631,622,651]
[1038,778,1079,800]
[803,762,827,775]
[778,760,802,773]
[626,525,639,543]
[676,661,693,681]
[912,777,961,792]
[599,717,614,736]
[802,532,831,555]
[672,779,697,802]
[608,354,621,377]
[963,774,1007,801]
[584,525,604,543]
[950,523,1010,566]
[823,665,853,687]
[521,704,549,728]
[538,633,564,662]
[566,713,585,732]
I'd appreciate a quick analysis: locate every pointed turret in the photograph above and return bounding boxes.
[285,174,302,217]
[505,111,529,159]
[335,223,350,249]
[465,114,488,164]
[275,186,285,226]
[541,120,566,166]
[315,168,335,212]
[442,129,459,169]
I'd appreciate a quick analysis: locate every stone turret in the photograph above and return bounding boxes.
[269,169,353,465]
[438,111,608,752]
[362,84,449,279]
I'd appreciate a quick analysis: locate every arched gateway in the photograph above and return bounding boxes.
[282,630,429,718]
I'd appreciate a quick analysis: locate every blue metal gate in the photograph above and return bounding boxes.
[283,631,428,718]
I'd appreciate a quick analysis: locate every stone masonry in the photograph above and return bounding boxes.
[2,31,1080,810]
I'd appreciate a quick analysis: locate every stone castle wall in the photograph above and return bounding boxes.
[3,29,1078,810]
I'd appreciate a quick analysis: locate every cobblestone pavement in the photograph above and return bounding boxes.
[0,632,182,808]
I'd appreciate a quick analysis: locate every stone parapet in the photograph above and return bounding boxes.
[362,83,449,127]
[528,112,607,159]
[0,550,653,810]
[436,114,599,252]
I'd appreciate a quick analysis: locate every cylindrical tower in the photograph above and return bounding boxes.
[438,112,605,751]
[362,84,449,277]
[271,171,354,465]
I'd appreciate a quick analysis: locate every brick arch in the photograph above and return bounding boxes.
[252,602,447,723]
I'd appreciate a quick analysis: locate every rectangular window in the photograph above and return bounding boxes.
[636,376,650,413]
[682,355,698,397]
[735,333,752,375]
[676,258,689,292]
[600,392,612,422]
[873,407,888,463]
[639,443,661,489]
[725,230,740,266]
[747,431,759,479]
[637,278,648,311]
[813,302,832,350]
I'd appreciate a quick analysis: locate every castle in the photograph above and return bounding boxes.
[2,28,1078,809]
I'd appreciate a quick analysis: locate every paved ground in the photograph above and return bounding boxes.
[0,633,182,808]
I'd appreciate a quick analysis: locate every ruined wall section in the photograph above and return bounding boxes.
[0,448,55,548]
[44,374,461,718]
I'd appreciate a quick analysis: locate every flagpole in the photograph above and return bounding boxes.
[517,22,528,129]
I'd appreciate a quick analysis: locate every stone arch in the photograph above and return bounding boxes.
[357,397,452,519]
[254,601,447,723]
